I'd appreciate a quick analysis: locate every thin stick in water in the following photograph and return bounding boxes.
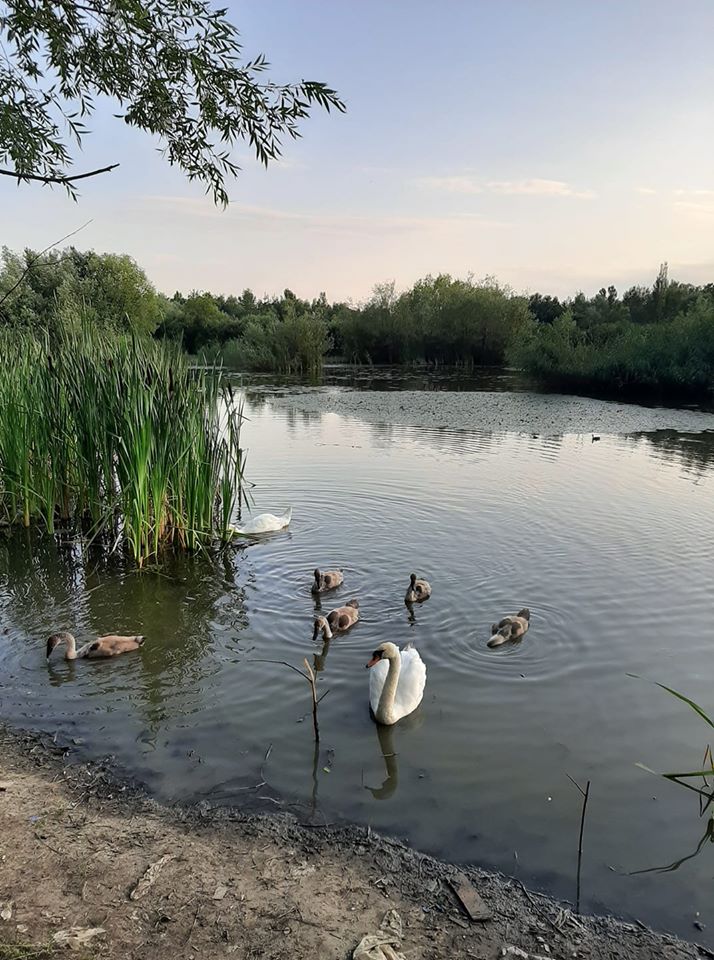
[567,774,591,914]
[249,658,328,743]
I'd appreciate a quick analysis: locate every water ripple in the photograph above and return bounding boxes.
[1,390,714,944]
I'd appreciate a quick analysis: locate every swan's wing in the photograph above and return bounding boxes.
[393,647,426,720]
[231,513,267,534]
[233,509,291,534]
[369,659,389,715]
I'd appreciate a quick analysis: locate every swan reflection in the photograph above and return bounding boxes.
[47,658,78,687]
[366,706,426,801]
[366,723,399,799]
[312,637,331,673]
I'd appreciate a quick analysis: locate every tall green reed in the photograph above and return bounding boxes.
[0,326,245,566]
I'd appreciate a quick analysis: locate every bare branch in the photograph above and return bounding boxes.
[0,163,120,184]
[567,776,591,913]
[249,657,327,743]
[566,773,588,798]
[249,658,309,681]
[0,219,93,310]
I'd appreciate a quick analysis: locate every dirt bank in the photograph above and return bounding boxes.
[0,728,704,960]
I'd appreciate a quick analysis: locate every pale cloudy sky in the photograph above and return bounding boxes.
[3,0,714,302]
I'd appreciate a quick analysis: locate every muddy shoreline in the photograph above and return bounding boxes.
[0,725,705,959]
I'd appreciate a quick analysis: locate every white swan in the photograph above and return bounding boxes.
[230,507,292,535]
[366,641,426,726]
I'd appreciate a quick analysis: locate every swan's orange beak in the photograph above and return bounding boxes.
[366,655,380,668]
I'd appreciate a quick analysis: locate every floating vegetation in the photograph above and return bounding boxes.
[0,326,245,565]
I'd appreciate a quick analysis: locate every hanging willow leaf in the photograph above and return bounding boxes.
[0,0,345,201]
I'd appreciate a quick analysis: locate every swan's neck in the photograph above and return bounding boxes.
[376,654,400,724]
[64,636,78,660]
[321,621,333,641]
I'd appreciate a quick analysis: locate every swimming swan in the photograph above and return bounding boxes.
[367,641,426,725]
[46,632,145,660]
[312,600,359,640]
[230,507,292,535]
[405,573,431,604]
[311,568,344,593]
[487,609,530,648]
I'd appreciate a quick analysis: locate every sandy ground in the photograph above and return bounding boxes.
[0,729,706,960]
[268,388,714,436]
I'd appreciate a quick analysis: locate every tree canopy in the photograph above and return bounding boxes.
[2,241,712,398]
[0,245,163,334]
[0,0,344,202]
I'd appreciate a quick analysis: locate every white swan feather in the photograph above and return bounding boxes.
[368,641,426,725]
[230,507,292,535]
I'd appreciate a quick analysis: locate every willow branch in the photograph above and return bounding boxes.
[0,163,119,184]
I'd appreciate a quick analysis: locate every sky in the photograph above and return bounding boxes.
[3,0,714,303]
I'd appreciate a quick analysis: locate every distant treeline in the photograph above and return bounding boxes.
[1,246,713,397]
[514,265,714,399]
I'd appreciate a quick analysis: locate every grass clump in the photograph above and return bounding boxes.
[0,325,245,566]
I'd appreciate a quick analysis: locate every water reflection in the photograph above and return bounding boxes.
[3,383,714,945]
[0,528,251,747]
[312,637,331,673]
[638,430,714,481]
[631,807,714,875]
[366,724,399,800]
[46,658,78,687]
[356,416,568,467]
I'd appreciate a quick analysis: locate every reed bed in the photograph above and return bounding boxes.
[0,326,245,565]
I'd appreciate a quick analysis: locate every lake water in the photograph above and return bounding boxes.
[2,369,714,943]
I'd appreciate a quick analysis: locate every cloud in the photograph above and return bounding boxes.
[486,178,595,199]
[139,195,508,235]
[674,188,714,197]
[635,187,657,195]
[673,199,714,219]
[671,188,714,218]
[269,156,306,172]
[414,175,483,194]
[415,175,595,199]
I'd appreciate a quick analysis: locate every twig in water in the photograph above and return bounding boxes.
[250,658,328,743]
[567,775,591,914]
[303,658,321,741]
